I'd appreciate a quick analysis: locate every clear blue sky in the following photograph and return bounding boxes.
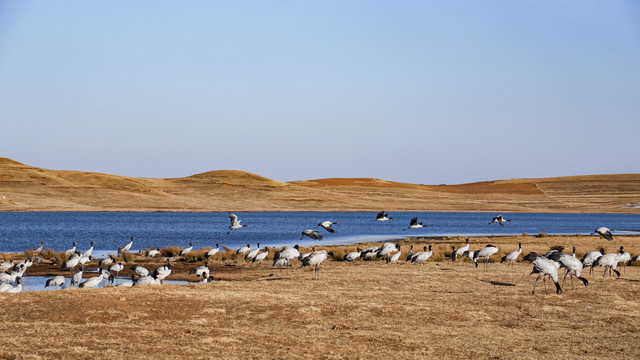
[1,1,639,184]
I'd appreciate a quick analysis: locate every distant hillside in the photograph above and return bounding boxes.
[1,157,639,213]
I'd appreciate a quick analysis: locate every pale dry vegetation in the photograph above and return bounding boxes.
[2,235,640,359]
[2,157,640,212]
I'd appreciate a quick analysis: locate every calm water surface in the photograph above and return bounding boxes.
[1,211,639,253]
[17,276,188,292]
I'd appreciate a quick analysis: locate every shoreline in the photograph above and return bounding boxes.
[2,208,640,214]
[3,233,638,257]
[5,234,640,284]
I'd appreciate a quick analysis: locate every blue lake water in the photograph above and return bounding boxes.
[1,211,639,253]
[17,276,188,292]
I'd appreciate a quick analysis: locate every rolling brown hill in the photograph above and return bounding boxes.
[0,157,639,212]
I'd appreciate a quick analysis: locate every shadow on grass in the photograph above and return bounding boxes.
[480,279,516,287]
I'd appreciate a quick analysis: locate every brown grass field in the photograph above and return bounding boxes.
[2,235,640,359]
[2,157,640,213]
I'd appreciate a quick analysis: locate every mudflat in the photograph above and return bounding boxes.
[2,234,640,359]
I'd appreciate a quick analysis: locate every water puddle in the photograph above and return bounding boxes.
[7,276,188,292]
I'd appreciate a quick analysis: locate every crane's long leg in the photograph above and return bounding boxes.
[562,269,570,287]
[543,276,548,294]
[532,274,542,294]
[570,273,574,289]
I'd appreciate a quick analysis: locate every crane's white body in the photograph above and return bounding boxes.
[317,221,338,233]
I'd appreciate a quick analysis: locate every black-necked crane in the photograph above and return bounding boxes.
[594,227,613,241]
[45,275,65,289]
[109,262,124,280]
[64,242,77,256]
[79,254,92,266]
[207,243,220,258]
[82,241,95,258]
[301,250,333,279]
[98,255,115,269]
[62,253,81,273]
[344,248,362,263]
[272,245,300,272]
[118,236,134,254]
[134,274,160,286]
[473,245,499,269]
[558,253,588,289]
[0,276,22,293]
[405,245,415,262]
[272,257,289,270]
[377,243,397,258]
[452,239,470,261]
[523,253,560,290]
[0,271,23,284]
[299,247,315,262]
[237,244,251,255]
[489,215,511,226]
[360,247,378,261]
[12,258,33,274]
[316,221,338,233]
[253,247,269,264]
[0,259,13,272]
[300,229,323,241]
[372,211,394,222]
[71,266,84,287]
[501,243,522,269]
[245,243,261,261]
[189,262,210,280]
[412,245,433,264]
[617,246,631,274]
[544,246,564,262]
[79,270,113,288]
[273,245,300,263]
[581,248,605,277]
[131,265,150,277]
[593,253,621,278]
[463,250,475,262]
[153,263,172,284]
[33,241,45,255]
[116,278,134,287]
[146,248,161,257]
[404,217,427,230]
[387,246,402,264]
[529,256,562,295]
[180,242,194,256]
[227,213,248,234]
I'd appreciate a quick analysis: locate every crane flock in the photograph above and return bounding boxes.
[0,211,638,295]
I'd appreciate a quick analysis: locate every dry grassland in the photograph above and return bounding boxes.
[2,157,640,212]
[2,235,640,359]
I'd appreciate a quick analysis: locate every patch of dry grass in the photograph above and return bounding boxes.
[38,248,56,260]
[181,248,209,262]
[52,252,69,265]
[119,252,135,263]
[160,246,181,257]
[3,235,640,359]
